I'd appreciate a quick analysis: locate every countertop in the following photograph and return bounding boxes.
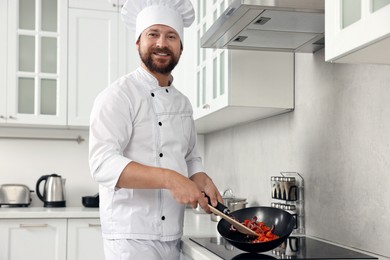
[0,206,99,218]
[0,207,385,260]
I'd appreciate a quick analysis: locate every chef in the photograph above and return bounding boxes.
[88,0,222,259]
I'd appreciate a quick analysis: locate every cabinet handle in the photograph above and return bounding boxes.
[19,224,49,228]
[8,115,16,119]
[202,104,210,109]
[88,223,101,227]
[0,115,5,119]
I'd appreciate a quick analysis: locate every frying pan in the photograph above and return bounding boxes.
[216,206,295,253]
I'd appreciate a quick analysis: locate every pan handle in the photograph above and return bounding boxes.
[205,194,231,215]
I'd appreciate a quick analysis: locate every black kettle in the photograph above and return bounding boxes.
[36,174,66,207]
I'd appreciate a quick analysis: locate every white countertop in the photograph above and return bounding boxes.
[0,206,99,218]
[0,207,386,260]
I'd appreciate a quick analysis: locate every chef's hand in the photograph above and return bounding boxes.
[190,172,223,214]
[165,170,208,211]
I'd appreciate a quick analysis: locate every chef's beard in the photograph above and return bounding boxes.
[139,47,180,75]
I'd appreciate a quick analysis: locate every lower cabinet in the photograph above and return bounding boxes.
[67,219,105,260]
[0,219,67,260]
[0,218,104,260]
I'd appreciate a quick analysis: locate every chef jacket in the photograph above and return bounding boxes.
[89,67,204,241]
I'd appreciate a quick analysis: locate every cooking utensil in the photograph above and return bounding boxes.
[207,197,258,236]
[211,197,247,222]
[217,206,295,253]
[36,174,66,207]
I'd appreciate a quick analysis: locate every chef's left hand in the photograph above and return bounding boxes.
[190,172,223,213]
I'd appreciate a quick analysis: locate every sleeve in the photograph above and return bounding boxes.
[185,115,205,177]
[88,85,133,189]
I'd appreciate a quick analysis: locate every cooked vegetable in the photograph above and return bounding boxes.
[241,216,279,243]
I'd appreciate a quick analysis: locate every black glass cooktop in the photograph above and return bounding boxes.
[189,236,378,260]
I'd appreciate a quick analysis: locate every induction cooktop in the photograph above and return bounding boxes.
[189,236,378,260]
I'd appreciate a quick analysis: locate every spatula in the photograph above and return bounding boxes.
[206,197,258,237]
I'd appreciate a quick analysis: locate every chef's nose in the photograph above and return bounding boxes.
[156,36,168,48]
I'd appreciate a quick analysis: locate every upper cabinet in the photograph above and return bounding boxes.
[1,0,68,126]
[325,0,390,64]
[67,0,138,127]
[193,0,294,134]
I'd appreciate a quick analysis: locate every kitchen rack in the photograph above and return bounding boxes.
[271,172,305,234]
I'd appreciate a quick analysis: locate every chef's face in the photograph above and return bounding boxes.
[137,24,182,75]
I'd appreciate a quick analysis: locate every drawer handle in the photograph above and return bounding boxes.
[88,223,101,227]
[19,224,48,228]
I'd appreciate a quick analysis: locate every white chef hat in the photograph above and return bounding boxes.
[121,0,195,44]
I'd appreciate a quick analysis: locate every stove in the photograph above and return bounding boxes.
[189,236,378,259]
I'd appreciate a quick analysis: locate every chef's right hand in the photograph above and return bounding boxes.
[165,169,206,210]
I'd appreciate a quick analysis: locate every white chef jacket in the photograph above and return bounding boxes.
[89,67,204,241]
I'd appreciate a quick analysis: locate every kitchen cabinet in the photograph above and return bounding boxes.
[1,0,68,126]
[67,219,104,260]
[67,2,138,127]
[325,0,390,64]
[0,217,104,260]
[0,219,67,260]
[0,0,7,123]
[194,0,294,134]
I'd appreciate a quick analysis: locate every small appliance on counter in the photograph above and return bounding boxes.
[36,173,66,207]
[82,193,99,208]
[0,184,33,207]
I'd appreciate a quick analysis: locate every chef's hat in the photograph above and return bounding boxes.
[121,0,195,43]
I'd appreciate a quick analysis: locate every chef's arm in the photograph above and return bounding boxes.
[116,161,214,212]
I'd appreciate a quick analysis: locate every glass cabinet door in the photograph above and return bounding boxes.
[6,0,66,125]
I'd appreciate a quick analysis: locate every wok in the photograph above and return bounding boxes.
[217,206,295,253]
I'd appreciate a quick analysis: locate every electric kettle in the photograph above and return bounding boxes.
[36,173,66,207]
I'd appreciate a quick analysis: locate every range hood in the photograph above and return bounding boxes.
[201,0,325,53]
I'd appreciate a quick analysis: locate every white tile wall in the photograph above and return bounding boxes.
[202,49,390,258]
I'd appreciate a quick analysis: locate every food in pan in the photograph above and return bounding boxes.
[231,216,279,243]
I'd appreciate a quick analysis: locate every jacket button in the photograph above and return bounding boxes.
[151,93,155,97]
[159,153,163,157]
[161,216,165,220]
[158,122,162,126]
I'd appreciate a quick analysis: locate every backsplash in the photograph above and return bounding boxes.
[202,50,390,258]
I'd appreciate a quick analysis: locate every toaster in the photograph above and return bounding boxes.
[0,184,32,207]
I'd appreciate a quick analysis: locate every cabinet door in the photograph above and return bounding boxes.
[118,18,139,77]
[68,8,119,126]
[69,0,119,11]
[0,219,67,260]
[67,219,105,260]
[325,0,390,64]
[6,0,67,125]
[0,0,7,122]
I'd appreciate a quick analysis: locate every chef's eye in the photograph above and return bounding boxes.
[167,34,178,40]
[148,32,159,38]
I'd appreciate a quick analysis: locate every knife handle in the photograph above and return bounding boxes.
[205,194,231,215]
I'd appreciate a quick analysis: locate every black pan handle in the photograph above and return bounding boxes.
[205,194,231,215]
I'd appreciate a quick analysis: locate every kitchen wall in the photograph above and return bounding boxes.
[0,127,96,207]
[203,49,390,258]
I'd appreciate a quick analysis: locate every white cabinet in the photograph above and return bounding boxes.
[194,0,294,134]
[194,50,294,134]
[67,2,138,127]
[325,0,390,64]
[2,0,68,126]
[0,218,104,260]
[0,0,7,123]
[0,219,67,260]
[67,219,104,260]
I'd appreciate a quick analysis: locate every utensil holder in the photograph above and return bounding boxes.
[271,172,304,234]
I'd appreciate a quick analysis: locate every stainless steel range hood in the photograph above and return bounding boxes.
[201,0,325,53]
